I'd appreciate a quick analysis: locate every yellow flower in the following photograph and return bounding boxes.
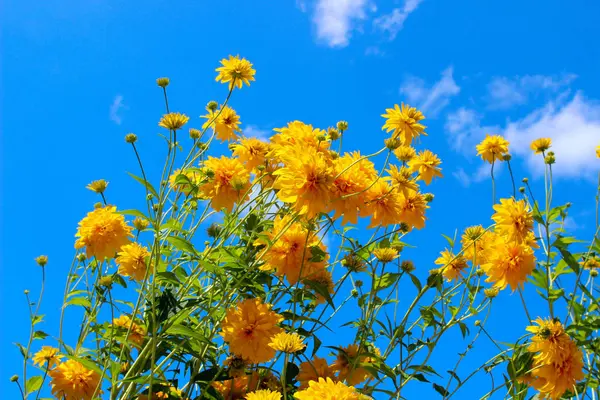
[407,150,443,185]
[75,206,133,260]
[596,144,600,159]
[273,146,333,219]
[530,138,552,154]
[527,318,572,364]
[32,346,62,368]
[476,135,509,163]
[255,215,328,285]
[232,137,270,171]
[246,390,282,400]
[158,112,189,131]
[491,198,533,243]
[86,179,109,194]
[397,190,428,231]
[116,242,151,282]
[199,156,251,212]
[363,180,403,228]
[294,377,361,400]
[373,248,398,263]
[35,255,48,267]
[481,238,535,291]
[216,55,256,90]
[381,103,427,145]
[212,375,248,400]
[270,121,330,158]
[201,105,242,141]
[220,298,283,364]
[269,332,306,353]
[329,152,377,225]
[112,315,146,347]
[332,344,377,386]
[435,249,468,281]
[297,357,336,389]
[49,360,102,400]
[393,146,416,162]
[386,165,420,196]
[580,256,600,270]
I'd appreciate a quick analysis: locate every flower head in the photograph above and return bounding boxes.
[381,103,427,145]
[373,248,398,263]
[332,344,377,386]
[297,357,336,389]
[246,390,282,400]
[492,198,533,243]
[407,150,443,185]
[199,156,251,212]
[112,315,146,347]
[75,206,133,260]
[393,146,416,163]
[220,298,283,363]
[387,165,420,196]
[476,135,509,163]
[596,145,600,159]
[435,249,468,282]
[86,179,109,194]
[481,238,535,291]
[116,242,151,281]
[156,77,170,88]
[201,105,242,141]
[269,332,306,353]
[295,377,362,400]
[530,138,552,154]
[159,112,189,131]
[216,55,256,90]
[49,360,102,400]
[212,376,248,400]
[32,346,62,368]
[232,138,270,171]
[35,255,48,267]
[363,180,403,228]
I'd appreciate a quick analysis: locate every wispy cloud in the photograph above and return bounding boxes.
[373,0,423,40]
[365,46,385,56]
[486,74,577,110]
[445,107,500,152]
[296,0,308,12]
[452,165,492,187]
[243,125,271,141]
[109,95,125,125]
[400,67,460,117]
[313,0,374,47]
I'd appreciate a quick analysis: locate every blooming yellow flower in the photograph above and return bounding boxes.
[481,238,535,291]
[332,344,377,386]
[362,180,403,228]
[269,332,306,353]
[32,346,62,368]
[373,248,399,263]
[246,389,282,400]
[199,156,251,212]
[491,198,533,243]
[86,179,109,194]
[158,112,189,131]
[386,165,420,196]
[397,190,428,231]
[581,256,600,270]
[273,146,333,219]
[232,137,270,171]
[476,135,509,163]
[269,121,330,159]
[75,206,133,260]
[527,318,572,365]
[220,298,283,364]
[530,138,552,154]
[461,226,495,266]
[408,150,443,185]
[213,375,248,400]
[116,242,151,282]
[201,105,242,141]
[49,360,102,400]
[216,55,256,90]
[295,377,361,400]
[435,249,468,282]
[381,103,427,145]
[297,357,336,389]
[112,315,146,347]
[393,146,416,162]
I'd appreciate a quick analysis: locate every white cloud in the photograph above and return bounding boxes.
[401,67,460,117]
[445,106,502,154]
[486,74,577,110]
[296,0,308,12]
[503,93,600,179]
[109,95,125,125]
[243,125,271,141]
[373,0,423,40]
[452,165,494,187]
[365,46,385,56]
[313,0,374,47]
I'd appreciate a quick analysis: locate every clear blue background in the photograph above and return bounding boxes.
[2,0,599,398]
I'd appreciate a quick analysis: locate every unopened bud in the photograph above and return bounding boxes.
[385,137,402,151]
[502,154,512,161]
[206,101,218,112]
[35,255,48,267]
[156,77,170,88]
[423,193,434,202]
[522,177,529,183]
[336,121,348,131]
[125,133,137,144]
[519,187,526,193]
[77,253,86,262]
[10,375,18,382]
[189,128,201,140]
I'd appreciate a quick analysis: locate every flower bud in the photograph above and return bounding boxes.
[10,375,18,382]
[484,287,499,298]
[424,193,434,202]
[401,260,415,273]
[206,101,218,112]
[207,223,222,238]
[24,290,30,295]
[99,276,113,288]
[545,154,556,164]
[336,121,348,131]
[590,270,598,277]
[133,218,149,231]
[327,127,340,141]
[94,202,103,209]
[189,128,201,140]
[197,142,209,151]
[351,289,359,298]
[399,222,410,233]
[355,280,363,288]
[316,134,327,142]
[474,320,481,327]
[156,77,170,88]
[146,193,154,201]
[35,255,48,267]
[77,253,86,262]
[519,187,526,193]
[385,137,402,151]
[125,133,137,144]
[86,179,109,194]
[522,177,529,183]
[502,154,512,161]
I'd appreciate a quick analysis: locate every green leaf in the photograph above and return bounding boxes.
[193,367,227,382]
[127,172,159,198]
[33,330,48,340]
[117,209,149,220]
[458,322,469,338]
[15,342,27,358]
[374,272,401,291]
[432,383,449,396]
[65,297,91,309]
[557,248,580,275]
[32,314,44,325]
[285,362,300,385]
[25,376,43,394]
[409,273,422,292]
[165,324,211,345]
[165,236,197,255]
[309,246,327,262]
[303,280,334,308]
[312,335,322,358]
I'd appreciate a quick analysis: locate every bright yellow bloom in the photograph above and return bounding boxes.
[273,146,333,219]
[112,315,146,347]
[530,138,552,154]
[481,238,535,291]
[476,135,509,163]
[169,168,201,195]
[386,165,420,196]
[363,180,403,228]
[158,112,189,131]
[255,215,328,285]
[527,318,572,365]
[201,105,242,141]
[397,190,428,231]
[86,179,109,194]
[332,344,377,386]
[199,156,251,212]
[294,377,361,400]
[246,389,282,400]
[435,249,468,281]
[408,150,443,185]
[381,103,427,145]
[492,198,533,243]
[596,145,600,158]
[393,146,416,162]
[269,332,306,353]
[220,298,283,364]
[32,346,62,368]
[232,138,270,171]
[49,360,102,400]
[75,206,133,260]
[116,242,151,282]
[329,152,377,225]
[213,375,248,400]
[373,248,398,263]
[216,55,256,90]
[581,256,600,270]
[297,357,336,389]
[270,121,330,159]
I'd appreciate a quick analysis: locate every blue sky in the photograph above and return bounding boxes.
[2,0,600,398]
